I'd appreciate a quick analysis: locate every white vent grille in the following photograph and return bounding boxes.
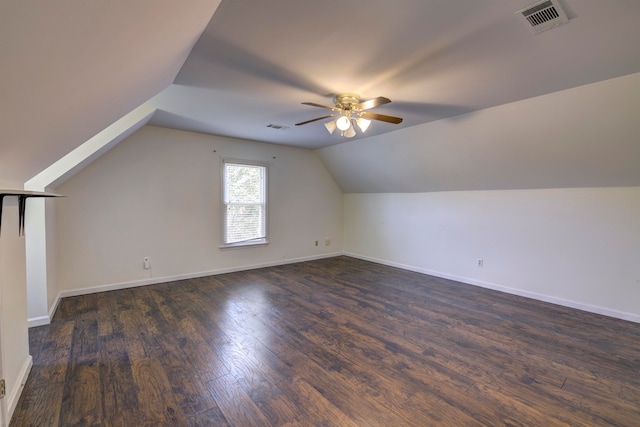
[516,0,568,34]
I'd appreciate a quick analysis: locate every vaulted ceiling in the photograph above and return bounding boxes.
[2,0,640,188]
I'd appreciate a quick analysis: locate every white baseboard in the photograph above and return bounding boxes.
[46,251,640,325]
[345,252,640,324]
[31,254,343,329]
[27,293,61,328]
[27,316,49,328]
[48,293,61,322]
[6,355,33,423]
[58,252,343,299]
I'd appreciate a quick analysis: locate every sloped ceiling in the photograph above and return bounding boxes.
[318,72,640,193]
[149,0,640,149]
[0,0,222,186]
[3,0,640,190]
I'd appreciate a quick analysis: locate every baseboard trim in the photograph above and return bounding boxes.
[27,316,49,328]
[48,293,61,321]
[27,293,61,328]
[51,251,639,324]
[6,355,33,423]
[345,252,640,324]
[58,252,343,299]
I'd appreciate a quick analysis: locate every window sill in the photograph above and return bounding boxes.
[219,240,269,250]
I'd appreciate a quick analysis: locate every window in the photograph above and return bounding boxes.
[222,160,268,247]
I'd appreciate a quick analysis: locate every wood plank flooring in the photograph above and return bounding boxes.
[10,256,640,426]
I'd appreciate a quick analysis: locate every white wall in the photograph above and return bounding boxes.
[54,126,343,294]
[45,198,59,313]
[23,195,62,327]
[0,198,32,422]
[25,199,47,323]
[344,187,640,322]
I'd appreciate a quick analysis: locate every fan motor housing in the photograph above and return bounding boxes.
[334,93,360,110]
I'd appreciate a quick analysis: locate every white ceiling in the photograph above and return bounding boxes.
[0,0,222,185]
[148,0,640,148]
[2,0,640,185]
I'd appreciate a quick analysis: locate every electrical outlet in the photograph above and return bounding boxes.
[314,240,318,246]
[477,259,484,267]
[325,237,330,246]
[143,257,151,270]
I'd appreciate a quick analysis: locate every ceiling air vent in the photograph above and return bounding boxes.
[516,0,568,34]
[266,124,288,130]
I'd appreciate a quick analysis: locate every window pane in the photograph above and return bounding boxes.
[225,164,265,204]
[225,204,265,243]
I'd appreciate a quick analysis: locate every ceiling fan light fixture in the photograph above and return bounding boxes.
[356,117,371,132]
[296,93,403,138]
[336,115,351,131]
[344,125,356,138]
[324,119,337,134]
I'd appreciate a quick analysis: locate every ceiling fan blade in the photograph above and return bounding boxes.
[355,96,391,111]
[302,102,339,110]
[360,111,403,124]
[295,115,334,126]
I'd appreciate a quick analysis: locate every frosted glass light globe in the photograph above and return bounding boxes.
[324,120,337,134]
[356,118,371,132]
[336,115,351,131]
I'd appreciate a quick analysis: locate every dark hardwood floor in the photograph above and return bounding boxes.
[10,256,640,426]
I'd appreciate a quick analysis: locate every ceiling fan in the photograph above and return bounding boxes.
[295,93,403,138]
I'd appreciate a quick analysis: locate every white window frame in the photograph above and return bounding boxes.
[221,158,268,248]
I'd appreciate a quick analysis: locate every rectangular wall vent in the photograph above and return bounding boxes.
[266,124,288,130]
[516,0,568,34]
